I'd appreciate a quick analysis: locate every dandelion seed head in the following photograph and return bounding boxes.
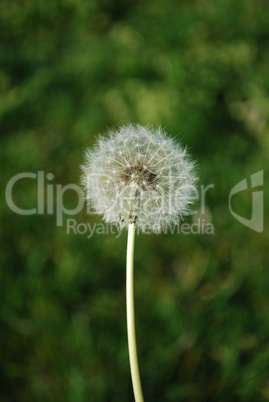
[81,124,197,233]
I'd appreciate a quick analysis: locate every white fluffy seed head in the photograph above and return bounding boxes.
[81,124,197,234]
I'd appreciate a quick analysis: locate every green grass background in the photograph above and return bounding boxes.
[1,0,269,401]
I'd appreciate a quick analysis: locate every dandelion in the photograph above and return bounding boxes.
[81,124,197,402]
[81,124,197,233]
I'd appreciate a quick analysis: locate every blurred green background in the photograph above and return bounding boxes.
[1,0,269,401]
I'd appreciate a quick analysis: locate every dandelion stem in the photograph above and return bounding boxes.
[126,223,144,402]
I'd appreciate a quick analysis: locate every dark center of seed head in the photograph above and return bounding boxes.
[120,162,158,190]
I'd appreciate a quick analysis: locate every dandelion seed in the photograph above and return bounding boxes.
[81,124,197,233]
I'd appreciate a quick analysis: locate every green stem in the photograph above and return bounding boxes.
[126,223,144,402]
